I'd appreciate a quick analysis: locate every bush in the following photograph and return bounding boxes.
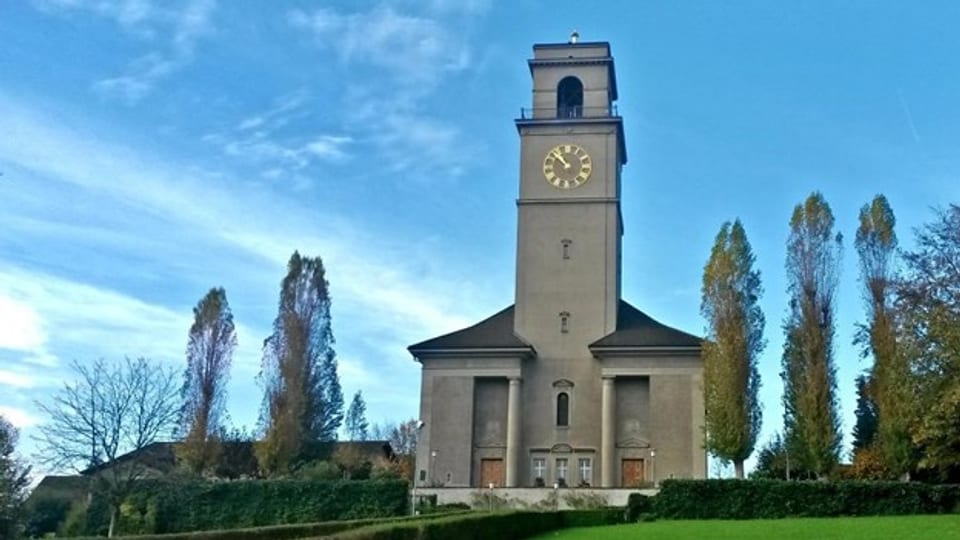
[625,492,653,522]
[654,479,960,519]
[560,508,623,528]
[75,478,408,536]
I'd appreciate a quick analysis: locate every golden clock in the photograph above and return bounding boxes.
[542,143,592,189]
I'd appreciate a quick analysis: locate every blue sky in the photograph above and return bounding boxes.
[2,1,959,475]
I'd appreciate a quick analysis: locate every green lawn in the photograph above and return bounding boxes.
[531,515,960,539]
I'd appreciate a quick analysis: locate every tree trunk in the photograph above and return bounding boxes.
[734,460,745,479]
[108,504,120,537]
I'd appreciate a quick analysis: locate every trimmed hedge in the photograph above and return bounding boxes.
[655,480,960,519]
[72,512,474,540]
[76,479,408,536]
[319,509,622,540]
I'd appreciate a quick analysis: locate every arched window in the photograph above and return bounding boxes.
[557,76,583,118]
[557,392,570,427]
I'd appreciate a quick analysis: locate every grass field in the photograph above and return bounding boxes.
[531,515,960,539]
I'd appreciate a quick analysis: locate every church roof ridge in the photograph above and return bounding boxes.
[590,300,703,349]
[407,304,533,356]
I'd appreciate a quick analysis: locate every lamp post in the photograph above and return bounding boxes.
[650,449,656,487]
[411,420,425,516]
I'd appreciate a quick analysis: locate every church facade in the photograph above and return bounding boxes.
[409,39,706,490]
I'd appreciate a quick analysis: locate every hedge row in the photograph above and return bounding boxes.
[74,479,409,536]
[318,510,621,540]
[72,511,475,540]
[654,480,960,519]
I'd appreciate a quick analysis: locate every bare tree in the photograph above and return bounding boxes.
[34,358,179,537]
[177,287,236,474]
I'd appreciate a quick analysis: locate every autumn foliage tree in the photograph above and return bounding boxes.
[177,287,236,475]
[257,252,344,475]
[854,195,912,478]
[781,192,843,478]
[701,219,765,479]
[897,205,960,479]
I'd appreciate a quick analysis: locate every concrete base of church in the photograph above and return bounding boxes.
[412,487,659,510]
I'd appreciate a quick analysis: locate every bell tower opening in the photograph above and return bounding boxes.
[557,76,583,118]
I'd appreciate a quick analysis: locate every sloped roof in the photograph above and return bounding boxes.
[591,300,702,349]
[408,305,533,354]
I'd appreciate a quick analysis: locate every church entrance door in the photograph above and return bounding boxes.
[480,458,504,487]
[621,459,646,487]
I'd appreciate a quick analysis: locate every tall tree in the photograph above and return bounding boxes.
[34,358,179,537]
[257,251,344,475]
[854,195,912,477]
[851,374,878,450]
[0,415,31,540]
[781,192,843,478]
[177,287,236,475]
[345,391,369,441]
[897,204,960,479]
[701,219,765,479]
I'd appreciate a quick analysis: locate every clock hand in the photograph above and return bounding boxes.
[551,150,572,169]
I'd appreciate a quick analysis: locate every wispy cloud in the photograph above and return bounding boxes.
[288,4,486,180]
[897,88,921,145]
[35,0,218,103]
[0,92,492,425]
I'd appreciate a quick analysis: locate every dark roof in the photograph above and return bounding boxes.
[28,475,90,502]
[590,300,702,349]
[80,440,393,476]
[408,305,533,354]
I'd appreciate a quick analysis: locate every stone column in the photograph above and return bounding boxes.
[601,376,616,487]
[505,376,522,487]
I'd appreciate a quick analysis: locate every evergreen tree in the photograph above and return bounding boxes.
[781,192,843,478]
[257,251,343,475]
[0,416,30,540]
[854,195,912,478]
[852,374,878,450]
[345,391,369,441]
[177,287,236,474]
[701,219,765,479]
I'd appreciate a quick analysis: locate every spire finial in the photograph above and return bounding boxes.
[569,30,579,44]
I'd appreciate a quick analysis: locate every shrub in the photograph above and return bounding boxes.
[560,508,623,528]
[561,491,608,510]
[329,511,563,540]
[654,479,960,519]
[625,492,653,522]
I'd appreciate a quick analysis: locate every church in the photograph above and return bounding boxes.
[409,38,706,491]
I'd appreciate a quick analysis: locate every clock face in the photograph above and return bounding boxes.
[543,143,592,189]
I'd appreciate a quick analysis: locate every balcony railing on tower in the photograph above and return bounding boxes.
[519,105,619,120]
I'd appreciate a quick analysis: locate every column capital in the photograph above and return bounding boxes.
[508,376,522,383]
[602,375,616,382]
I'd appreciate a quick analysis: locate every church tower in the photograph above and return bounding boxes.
[513,39,626,352]
[409,37,704,497]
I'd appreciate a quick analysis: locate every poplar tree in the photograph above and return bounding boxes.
[854,195,911,477]
[257,251,344,475]
[781,192,843,478]
[701,219,765,479]
[177,287,236,474]
[345,391,369,441]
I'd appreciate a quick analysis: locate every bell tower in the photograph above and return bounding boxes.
[513,38,627,349]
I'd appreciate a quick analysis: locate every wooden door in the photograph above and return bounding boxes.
[480,458,504,487]
[621,459,646,488]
